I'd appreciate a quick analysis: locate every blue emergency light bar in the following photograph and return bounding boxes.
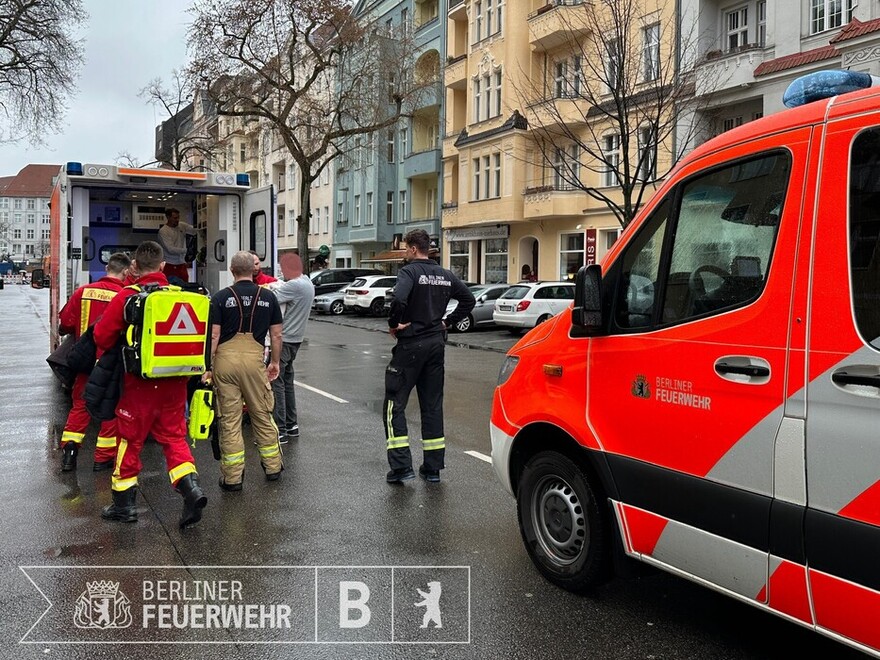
[236,173,250,186]
[783,70,880,108]
[66,161,84,175]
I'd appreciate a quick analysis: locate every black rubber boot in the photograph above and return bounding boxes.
[61,444,78,472]
[176,474,207,528]
[101,487,138,523]
[93,459,115,472]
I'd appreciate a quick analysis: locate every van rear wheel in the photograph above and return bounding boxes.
[517,451,610,593]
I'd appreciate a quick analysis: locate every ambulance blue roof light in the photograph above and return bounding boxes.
[65,162,83,175]
[236,173,250,186]
[783,70,880,108]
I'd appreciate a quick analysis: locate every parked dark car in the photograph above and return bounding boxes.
[309,268,383,296]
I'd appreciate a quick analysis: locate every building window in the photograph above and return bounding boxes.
[366,192,374,226]
[603,134,620,187]
[240,144,246,164]
[13,199,21,210]
[757,1,766,46]
[386,191,395,223]
[26,199,34,210]
[606,39,620,91]
[473,71,502,122]
[323,206,329,233]
[354,195,361,226]
[497,0,504,34]
[27,213,34,224]
[276,165,285,192]
[643,23,660,81]
[27,227,35,239]
[560,232,585,281]
[473,77,481,122]
[483,155,491,199]
[12,243,20,253]
[494,69,502,116]
[14,212,21,223]
[0,199,7,209]
[553,145,580,189]
[554,57,582,98]
[337,201,346,225]
[810,0,854,34]
[400,190,407,222]
[25,244,33,255]
[473,152,501,200]
[722,116,744,132]
[278,207,285,237]
[725,6,748,51]
[484,238,508,283]
[473,0,482,43]
[399,125,408,161]
[386,17,394,36]
[449,240,470,281]
[387,130,395,162]
[13,229,20,239]
[638,126,657,181]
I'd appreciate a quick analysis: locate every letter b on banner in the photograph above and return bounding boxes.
[339,581,371,629]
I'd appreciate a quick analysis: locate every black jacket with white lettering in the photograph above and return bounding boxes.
[388,259,475,341]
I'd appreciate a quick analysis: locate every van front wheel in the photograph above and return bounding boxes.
[517,451,610,593]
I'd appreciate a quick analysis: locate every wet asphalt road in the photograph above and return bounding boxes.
[0,285,868,660]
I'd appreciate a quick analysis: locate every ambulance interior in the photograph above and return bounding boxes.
[73,186,270,296]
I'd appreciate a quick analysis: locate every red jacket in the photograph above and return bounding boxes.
[59,276,124,339]
[254,271,277,286]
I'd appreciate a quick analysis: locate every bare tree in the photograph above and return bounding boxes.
[114,150,143,168]
[187,0,432,268]
[0,0,85,144]
[512,0,719,228]
[140,70,221,170]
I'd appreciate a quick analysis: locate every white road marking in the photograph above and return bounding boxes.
[464,450,492,464]
[294,380,349,404]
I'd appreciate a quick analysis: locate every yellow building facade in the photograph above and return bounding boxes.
[442,0,673,283]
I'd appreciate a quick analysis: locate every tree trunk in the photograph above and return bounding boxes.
[297,174,312,274]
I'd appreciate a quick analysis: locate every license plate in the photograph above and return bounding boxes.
[498,305,512,312]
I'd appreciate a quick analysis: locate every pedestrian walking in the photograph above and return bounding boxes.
[92,240,208,527]
[269,253,315,443]
[383,229,475,484]
[58,252,130,472]
[204,250,283,490]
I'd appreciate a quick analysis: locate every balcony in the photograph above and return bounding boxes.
[528,1,591,51]
[522,182,584,219]
[445,54,467,89]
[404,148,442,179]
[695,45,767,96]
[448,0,466,21]
[526,94,587,128]
[414,81,442,110]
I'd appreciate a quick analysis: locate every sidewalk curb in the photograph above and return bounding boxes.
[309,314,510,354]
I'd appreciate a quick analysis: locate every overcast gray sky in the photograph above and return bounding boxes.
[0,0,192,176]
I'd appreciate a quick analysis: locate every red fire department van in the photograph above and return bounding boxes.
[491,70,880,656]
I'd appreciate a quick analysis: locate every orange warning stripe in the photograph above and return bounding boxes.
[117,168,207,181]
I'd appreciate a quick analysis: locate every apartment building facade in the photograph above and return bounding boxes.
[334,0,444,270]
[0,164,59,266]
[690,0,880,140]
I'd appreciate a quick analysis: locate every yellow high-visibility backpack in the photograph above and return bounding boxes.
[122,284,210,378]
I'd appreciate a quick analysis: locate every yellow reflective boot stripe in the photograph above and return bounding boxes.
[387,436,410,450]
[62,431,85,444]
[96,435,116,448]
[168,462,196,483]
[112,476,138,491]
[422,437,446,450]
[221,451,245,466]
[259,445,279,458]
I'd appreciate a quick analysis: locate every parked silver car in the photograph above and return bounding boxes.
[445,283,511,332]
[312,290,347,315]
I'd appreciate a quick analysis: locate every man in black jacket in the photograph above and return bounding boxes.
[384,229,475,484]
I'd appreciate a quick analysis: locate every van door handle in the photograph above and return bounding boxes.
[832,370,880,389]
[715,361,770,378]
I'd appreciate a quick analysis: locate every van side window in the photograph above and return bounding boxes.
[661,153,787,323]
[614,152,789,331]
[615,199,669,329]
[850,128,880,348]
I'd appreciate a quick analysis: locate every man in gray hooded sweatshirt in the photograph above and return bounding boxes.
[269,252,315,443]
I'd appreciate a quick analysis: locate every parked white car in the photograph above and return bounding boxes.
[343,275,397,316]
[493,281,575,334]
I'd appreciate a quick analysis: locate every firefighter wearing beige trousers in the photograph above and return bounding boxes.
[203,251,284,489]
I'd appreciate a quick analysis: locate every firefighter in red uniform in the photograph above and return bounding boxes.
[251,250,277,286]
[59,252,131,472]
[93,240,207,528]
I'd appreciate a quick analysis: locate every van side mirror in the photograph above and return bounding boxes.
[30,268,44,289]
[571,264,603,332]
